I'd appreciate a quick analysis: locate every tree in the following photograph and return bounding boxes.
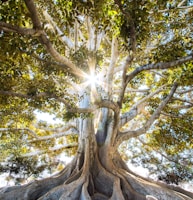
[0,0,193,199]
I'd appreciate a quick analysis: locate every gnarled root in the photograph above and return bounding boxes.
[0,152,193,200]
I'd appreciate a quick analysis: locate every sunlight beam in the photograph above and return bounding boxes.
[85,72,98,88]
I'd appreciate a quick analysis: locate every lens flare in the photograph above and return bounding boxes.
[85,72,98,88]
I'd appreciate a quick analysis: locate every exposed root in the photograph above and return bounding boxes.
[92,161,114,197]
[117,168,193,200]
[80,176,92,200]
[92,193,108,200]
[120,176,146,200]
[146,195,158,200]
[109,178,125,200]
[0,163,73,200]
[0,150,193,200]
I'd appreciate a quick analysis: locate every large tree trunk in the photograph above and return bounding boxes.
[1,91,193,200]
[0,121,193,200]
[1,90,193,200]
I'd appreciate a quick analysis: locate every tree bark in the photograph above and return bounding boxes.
[1,87,193,200]
[1,121,193,200]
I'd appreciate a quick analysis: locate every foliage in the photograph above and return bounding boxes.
[0,0,193,192]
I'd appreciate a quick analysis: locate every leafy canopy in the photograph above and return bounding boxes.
[0,0,193,184]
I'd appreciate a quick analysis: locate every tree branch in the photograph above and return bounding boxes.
[3,88,99,114]
[137,138,188,168]
[95,99,120,115]
[125,88,150,93]
[0,90,71,108]
[0,21,41,36]
[22,143,78,157]
[176,87,193,94]
[28,123,78,143]
[161,111,183,118]
[0,90,120,115]
[173,97,193,106]
[116,83,178,147]
[86,17,96,51]
[42,10,74,49]
[0,125,78,143]
[107,37,118,96]
[29,130,78,143]
[171,104,192,109]
[0,23,84,78]
[153,5,193,14]
[150,70,167,79]
[117,55,134,107]
[22,50,70,73]
[126,54,193,85]
[24,0,42,29]
[119,84,167,128]
[178,0,187,7]
[116,54,193,108]
[22,0,86,77]
[38,33,86,78]
[69,99,120,115]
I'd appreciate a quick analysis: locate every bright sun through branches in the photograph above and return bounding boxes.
[82,69,107,100]
[85,72,99,88]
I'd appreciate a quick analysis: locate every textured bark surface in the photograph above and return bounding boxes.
[0,1,193,199]
[0,143,193,200]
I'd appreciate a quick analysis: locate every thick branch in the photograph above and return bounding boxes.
[117,55,133,107]
[42,10,74,49]
[0,125,78,143]
[0,92,120,115]
[29,125,78,143]
[24,0,42,29]
[68,106,97,114]
[116,83,178,147]
[86,17,96,51]
[0,90,70,106]
[0,90,48,99]
[119,107,138,128]
[126,54,193,85]
[38,33,85,77]
[116,54,193,108]
[0,22,84,78]
[23,0,86,77]
[0,21,41,36]
[95,100,120,116]
[119,85,167,128]
[0,90,84,114]
[178,0,187,7]
[69,99,120,115]
[107,37,118,96]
